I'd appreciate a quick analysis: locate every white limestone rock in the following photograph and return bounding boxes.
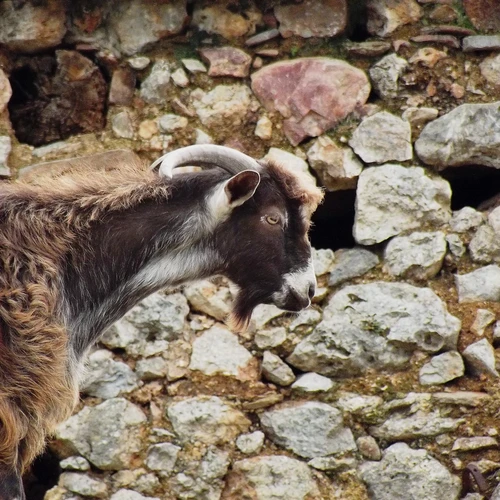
[59,472,108,498]
[139,60,171,104]
[260,402,356,458]
[419,351,464,385]
[261,351,296,386]
[158,114,188,132]
[328,248,379,286]
[144,443,180,477]
[449,207,485,233]
[349,112,412,164]
[383,231,447,279]
[472,309,496,336]
[236,431,265,454]
[354,164,451,245]
[359,442,460,500]
[463,339,499,377]
[183,279,232,321]
[456,265,500,302]
[469,224,500,264]
[370,53,408,98]
[312,248,336,276]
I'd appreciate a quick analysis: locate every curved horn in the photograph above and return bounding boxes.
[150,145,261,178]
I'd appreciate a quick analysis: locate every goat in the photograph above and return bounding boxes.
[0,145,323,498]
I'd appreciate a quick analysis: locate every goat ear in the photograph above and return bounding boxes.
[224,170,260,207]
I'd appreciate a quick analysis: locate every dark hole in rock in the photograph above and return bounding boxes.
[440,166,500,211]
[310,189,356,250]
[8,50,107,147]
[23,449,61,500]
[346,0,369,41]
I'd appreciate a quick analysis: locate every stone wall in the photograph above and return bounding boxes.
[2,1,500,499]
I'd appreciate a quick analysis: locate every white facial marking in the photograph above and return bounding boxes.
[272,258,316,308]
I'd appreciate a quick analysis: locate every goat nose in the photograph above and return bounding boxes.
[308,282,316,300]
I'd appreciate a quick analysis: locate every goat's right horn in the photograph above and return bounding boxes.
[150,145,262,178]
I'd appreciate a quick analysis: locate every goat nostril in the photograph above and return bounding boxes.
[308,283,315,300]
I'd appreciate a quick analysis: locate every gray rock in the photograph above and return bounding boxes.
[59,456,90,472]
[227,456,320,499]
[367,0,423,37]
[261,351,296,386]
[308,456,357,471]
[55,398,147,470]
[307,135,363,191]
[488,206,500,234]
[140,60,171,105]
[357,436,382,461]
[415,102,500,169]
[336,393,384,418]
[472,309,496,335]
[251,303,286,330]
[254,327,287,349]
[191,84,255,128]
[481,54,500,86]
[289,309,322,331]
[135,357,169,381]
[109,1,187,56]
[369,412,464,440]
[384,231,447,279]
[359,442,460,500]
[171,67,189,88]
[446,234,466,258]
[419,351,465,385]
[452,437,498,451]
[80,350,139,399]
[128,56,150,70]
[145,443,180,476]
[370,54,408,98]
[260,402,356,459]
[254,116,273,140]
[312,248,336,276]
[59,472,108,498]
[158,114,188,132]
[354,164,451,245]
[491,483,500,500]
[110,490,160,500]
[236,431,265,454]
[328,248,379,287]
[432,391,492,407]
[181,58,207,73]
[289,282,460,377]
[275,0,347,38]
[349,112,412,163]
[189,325,256,380]
[112,112,135,139]
[456,265,500,302]
[402,107,439,127]
[463,35,500,52]
[463,339,499,377]
[450,208,485,233]
[183,280,231,321]
[470,224,500,263]
[167,396,250,445]
[0,136,12,176]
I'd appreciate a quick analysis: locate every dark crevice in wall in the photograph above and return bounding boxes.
[24,449,61,500]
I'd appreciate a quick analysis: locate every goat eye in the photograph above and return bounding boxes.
[265,215,280,225]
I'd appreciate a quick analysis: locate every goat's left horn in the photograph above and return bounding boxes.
[150,145,261,178]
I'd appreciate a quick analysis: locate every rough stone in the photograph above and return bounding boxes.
[80,350,139,399]
[402,107,439,127]
[139,60,171,105]
[110,490,159,500]
[144,443,180,476]
[255,115,273,140]
[446,234,466,258]
[370,54,408,98]
[469,224,500,264]
[171,67,189,88]
[135,357,169,381]
[191,2,261,39]
[128,57,150,70]
[354,164,451,245]
[292,373,335,393]
[419,351,465,385]
[367,0,423,37]
[260,402,356,458]
[357,436,382,461]
[336,393,384,418]
[191,84,254,128]
[109,67,136,105]
[472,309,496,335]
[251,57,370,145]
[432,391,492,407]
[189,325,256,380]
[409,47,448,68]
[60,456,91,472]
[59,472,108,498]
[181,59,207,74]
[224,456,320,499]
[158,114,188,132]
[261,351,296,386]
[236,431,265,454]
[349,112,412,163]
[463,339,499,377]
[370,412,464,441]
[328,248,379,287]
[463,35,500,52]
[0,70,12,113]
[184,279,231,321]
[464,0,500,32]
[0,0,66,53]
[480,54,500,87]
[112,111,135,139]
[289,282,460,377]
[167,396,250,445]
[359,442,460,500]
[383,231,447,279]
[274,0,347,39]
[456,265,500,302]
[312,248,336,277]
[289,309,322,332]
[415,102,500,169]
[0,137,12,177]
[449,207,485,233]
[254,327,287,350]
[307,136,363,191]
[452,437,498,451]
[55,398,147,470]
[200,47,252,78]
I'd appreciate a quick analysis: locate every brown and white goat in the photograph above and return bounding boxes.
[0,145,323,498]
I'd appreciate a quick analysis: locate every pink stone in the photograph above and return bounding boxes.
[200,47,252,78]
[251,58,370,145]
[275,0,347,38]
[109,67,136,105]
